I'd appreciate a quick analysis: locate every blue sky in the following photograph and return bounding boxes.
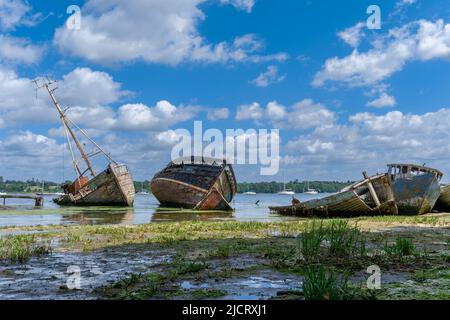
[1,0,450,183]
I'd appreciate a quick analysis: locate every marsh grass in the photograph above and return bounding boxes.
[171,256,208,276]
[302,265,370,300]
[298,220,367,263]
[299,221,326,261]
[213,244,232,258]
[384,238,417,261]
[191,289,227,299]
[327,221,366,257]
[111,272,161,300]
[0,234,51,263]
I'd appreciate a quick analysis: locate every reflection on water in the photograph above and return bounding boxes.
[0,193,328,228]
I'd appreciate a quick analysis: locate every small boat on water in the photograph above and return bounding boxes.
[303,181,319,195]
[243,191,257,195]
[387,164,442,215]
[151,157,237,210]
[270,172,397,217]
[137,182,150,195]
[434,184,450,211]
[278,182,295,195]
[35,78,135,207]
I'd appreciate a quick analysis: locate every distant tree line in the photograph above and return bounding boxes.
[0,179,152,193]
[1,179,351,194]
[237,180,353,194]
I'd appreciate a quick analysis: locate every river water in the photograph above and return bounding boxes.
[0,193,328,228]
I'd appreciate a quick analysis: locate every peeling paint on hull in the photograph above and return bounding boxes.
[391,173,440,215]
[54,164,135,207]
[151,159,237,211]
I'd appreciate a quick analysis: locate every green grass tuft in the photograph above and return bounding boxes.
[0,234,51,263]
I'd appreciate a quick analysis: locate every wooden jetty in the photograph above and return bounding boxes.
[0,194,44,208]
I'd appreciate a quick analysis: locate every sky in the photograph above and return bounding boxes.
[1,0,450,183]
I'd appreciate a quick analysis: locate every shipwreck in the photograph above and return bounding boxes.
[434,184,450,212]
[35,78,135,207]
[269,172,397,217]
[387,164,442,215]
[150,157,237,210]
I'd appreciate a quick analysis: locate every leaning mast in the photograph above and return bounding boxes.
[41,80,96,178]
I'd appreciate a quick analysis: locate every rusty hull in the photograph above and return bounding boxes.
[433,184,450,212]
[270,173,398,217]
[388,164,442,215]
[54,163,135,206]
[151,158,237,211]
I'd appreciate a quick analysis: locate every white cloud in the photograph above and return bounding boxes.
[235,102,263,121]
[282,107,450,180]
[0,65,204,132]
[287,99,335,130]
[113,101,197,131]
[366,92,396,108]
[0,67,125,126]
[220,0,255,13]
[236,99,335,130]
[207,107,229,121]
[250,65,286,87]
[395,0,417,8]
[54,0,284,65]
[0,0,39,30]
[0,131,66,179]
[0,35,44,64]
[59,67,128,107]
[266,101,286,120]
[313,19,450,88]
[338,22,365,48]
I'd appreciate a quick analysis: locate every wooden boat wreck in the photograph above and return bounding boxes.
[387,164,442,215]
[434,184,450,212]
[150,157,237,210]
[35,78,135,207]
[269,172,398,217]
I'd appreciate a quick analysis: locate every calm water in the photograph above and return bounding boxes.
[0,193,329,228]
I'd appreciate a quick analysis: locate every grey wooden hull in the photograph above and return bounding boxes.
[270,173,397,217]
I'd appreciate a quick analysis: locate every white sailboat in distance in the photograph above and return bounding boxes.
[278,182,295,195]
[303,181,319,195]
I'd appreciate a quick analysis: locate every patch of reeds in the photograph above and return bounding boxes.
[0,234,52,263]
[384,238,416,261]
[298,220,367,262]
[303,265,375,300]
